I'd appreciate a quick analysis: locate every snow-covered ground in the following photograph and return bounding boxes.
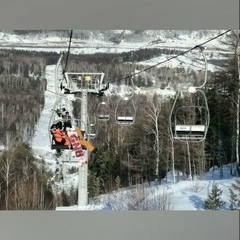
[30,65,79,174]
[137,53,224,72]
[56,166,240,211]
[27,64,240,211]
[0,30,230,77]
[2,30,237,211]
[0,30,232,55]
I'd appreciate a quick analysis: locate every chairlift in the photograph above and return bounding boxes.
[96,101,110,121]
[48,98,79,150]
[63,72,105,94]
[122,77,135,100]
[169,90,210,142]
[169,46,209,142]
[85,123,97,139]
[115,98,136,126]
[174,124,206,140]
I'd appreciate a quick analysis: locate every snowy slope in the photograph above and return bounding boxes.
[137,53,224,72]
[0,30,232,54]
[0,30,230,75]
[30,65,79,186]
[56,165,240,211]
[14,30,238,210]
[27,64,240,211]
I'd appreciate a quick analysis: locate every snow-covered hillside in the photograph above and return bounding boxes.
[0,30,231,76]
[56,165,240,211]
[0,30,231,54]
[27,63,240,211]
[30,65,80,185]
[2,30,238,211]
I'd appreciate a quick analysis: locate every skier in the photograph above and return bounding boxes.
[62,111,72,131]
[50,124,71,155]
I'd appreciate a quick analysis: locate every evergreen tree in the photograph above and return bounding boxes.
[231,178,240,192]
[231,178,240,207]
[115,176,121,190]
[228,188,238,210]
[88,172,101,198]
[61,190,70,206]
[93,174,101,197]
[204,183,225,210]
[68,185,77,205]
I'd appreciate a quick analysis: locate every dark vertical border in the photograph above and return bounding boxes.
[0,0,239,240]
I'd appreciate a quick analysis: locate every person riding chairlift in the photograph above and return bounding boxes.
[50,124,71,154]
[62,111,72,131]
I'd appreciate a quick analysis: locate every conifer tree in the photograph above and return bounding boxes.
[204,183,225,210]
[228,188,238,210]
[93,176,101,197]
[115,175,121,190]
[231,178,240,207]
[231,178,240,192]
[61,190,70,206]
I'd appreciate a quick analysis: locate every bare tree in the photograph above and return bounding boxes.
[144,94,162,181]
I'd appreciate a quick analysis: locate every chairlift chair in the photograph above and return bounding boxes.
[85,123,97,139]
[169,90,210,142]
[115,98,136,126]
[169,46,209,142]
[48,98,77,150]
[96,101,110,121]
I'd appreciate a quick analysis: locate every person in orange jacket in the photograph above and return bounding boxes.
[50,124,71,154]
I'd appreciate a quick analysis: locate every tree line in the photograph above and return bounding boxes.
[0,32,239,209]
[66,32,240,202]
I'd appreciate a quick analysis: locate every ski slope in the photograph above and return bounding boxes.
[30,65,79,182]
[56,166,240,211]
[27,64,240,211]
[9,30,235,210]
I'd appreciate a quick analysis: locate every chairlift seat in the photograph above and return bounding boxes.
[98,114,110,121]
[86,133,96,138]
[174,124,205,139]
[117,116,134,124]
[51,144,73,150]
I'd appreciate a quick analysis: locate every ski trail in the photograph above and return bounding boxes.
[30,65,56,157]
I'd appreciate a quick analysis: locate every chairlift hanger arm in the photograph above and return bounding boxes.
[194,45,208,89]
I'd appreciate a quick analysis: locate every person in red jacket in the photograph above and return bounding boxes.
[50,124,71,154]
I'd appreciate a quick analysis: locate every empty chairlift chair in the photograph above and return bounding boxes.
[115,98,136,126]
[170,102,210,142]
[174,124,206,140]
[96,101,110,121]
[85,123,97,139]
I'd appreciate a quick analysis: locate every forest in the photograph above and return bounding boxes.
[0,31,239,209]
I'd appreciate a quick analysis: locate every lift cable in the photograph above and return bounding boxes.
[107,30,231,84]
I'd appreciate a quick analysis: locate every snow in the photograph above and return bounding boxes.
[30,65,79,175]
[137,53,224,72]
[27,63,240,211]
[0,30,232,57]
[2,30,238,211]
